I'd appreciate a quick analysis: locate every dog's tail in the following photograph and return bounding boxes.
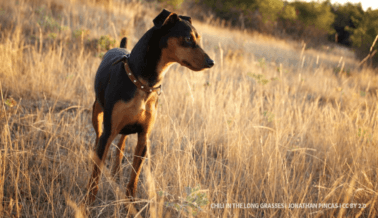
[120,37,127,48]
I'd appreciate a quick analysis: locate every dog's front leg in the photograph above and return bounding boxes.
[111,134,128,179]
[126,132,148,199]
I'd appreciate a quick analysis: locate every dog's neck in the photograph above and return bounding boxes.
[128,28,173,88]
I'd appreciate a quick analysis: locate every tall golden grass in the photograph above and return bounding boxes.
[1,0,378,217]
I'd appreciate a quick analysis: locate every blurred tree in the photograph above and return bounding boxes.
[291,1,335,34]
[203,0,258,21]
[331,3,364,46]
[158,0,185,9]
[202,0,284,32]
[348,9,378,49]
[199,0,341,46]
[255,0,284,23]
[347,9,378,64]
[280,4,297,21]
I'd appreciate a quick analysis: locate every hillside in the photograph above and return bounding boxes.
[1,0,378,217]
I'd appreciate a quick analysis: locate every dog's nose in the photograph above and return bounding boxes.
[206,58,215,68]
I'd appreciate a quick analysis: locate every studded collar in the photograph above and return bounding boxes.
[112,54,162,95]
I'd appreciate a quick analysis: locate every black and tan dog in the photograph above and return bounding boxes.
[85,9,214,204]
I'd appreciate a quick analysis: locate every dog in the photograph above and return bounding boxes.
[85,9,214,205]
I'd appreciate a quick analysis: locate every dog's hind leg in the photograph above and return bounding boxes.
[111,134,128,178]
[86,129,118,204]
[86,101,131,204]
[92,100,103,147]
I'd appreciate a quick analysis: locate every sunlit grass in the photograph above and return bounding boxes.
[0,0,377,217]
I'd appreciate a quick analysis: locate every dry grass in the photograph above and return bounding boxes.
[1,0,378,217]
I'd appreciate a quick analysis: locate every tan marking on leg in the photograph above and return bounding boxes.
[86,131,118,205]
[92,100,103,147]
[110,100,157,199]
[85,100,104,204]
[87,96,158,203]
[87,100,143,204]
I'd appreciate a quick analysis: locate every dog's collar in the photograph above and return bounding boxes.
[112,54,162,95]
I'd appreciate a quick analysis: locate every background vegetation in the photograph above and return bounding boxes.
[165,0,378,64]
[0,0,377,217]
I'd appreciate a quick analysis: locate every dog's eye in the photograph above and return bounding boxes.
[184,36,191,43]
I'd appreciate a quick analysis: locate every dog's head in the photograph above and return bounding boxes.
[153,9,214,71]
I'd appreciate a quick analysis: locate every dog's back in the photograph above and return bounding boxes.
[94,38,130,107]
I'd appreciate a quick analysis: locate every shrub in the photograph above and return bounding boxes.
[280,4,297,21]
[291,1,335,34]
[348,9,378,50]
[256,0,284,23]
[98,35,116,51]
[331,3,364,45]
[158,0,185,9]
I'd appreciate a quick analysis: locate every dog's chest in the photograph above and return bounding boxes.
[112,90,158,135]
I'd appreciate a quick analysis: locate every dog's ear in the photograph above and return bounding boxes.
[153,9,172,27]
[179,15,192,24]
[161,13,180,28]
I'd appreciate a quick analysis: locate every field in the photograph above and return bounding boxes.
[1,0,378,217]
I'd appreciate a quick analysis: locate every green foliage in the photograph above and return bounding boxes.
[98,35,116,51]
[291,1,335,34]
[201,0,336,40]
[48,32,57,40]
[98,52,105,59]
[159,185,209,217]
[332,3,364,45]
[203,0,283,23]
[334,3,364,29]
[38,15,65,32]
[199,0,377,63]
[342,8,378,64]
[258,58,266,69]
[256,0,284,22]
[348,9,378,49]
[36,6,67,32]
[280,4,297,21]
[248,73,270,85]
[4,98,16,107]
[357,127,373,143]
[158,0,185,9]
[72,29,90,39]
[202,0,253,20]
[263,110,275,122]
